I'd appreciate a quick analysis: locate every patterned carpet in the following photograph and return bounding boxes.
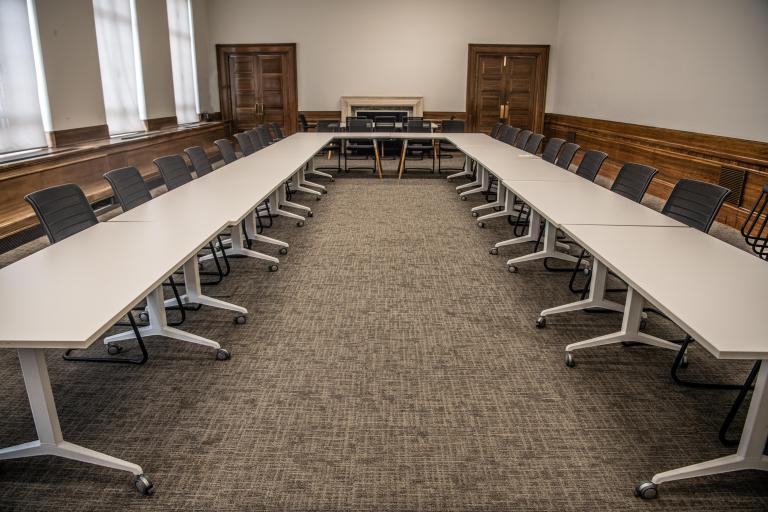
[0,169,766,511]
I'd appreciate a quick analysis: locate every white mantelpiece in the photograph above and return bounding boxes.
[340,96,424,119]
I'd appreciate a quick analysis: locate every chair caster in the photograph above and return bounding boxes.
[508,265,518,273]
[139,311,149,322]
[107,343,123,355]
[279,247,288,255]
[634,482,658,500]
[460,196,468,201]
[680,353,689,368]
[134,474,155,496]
[477,221,485,228]
[296,221,305,227]
[268,264,279,272]
[308,211,314,217]
[565,352,575,367]
[471,211,478,217]
[535,316,546,328]
[216,348,231,361]
[489,247,498,255]
[233,315,246,325]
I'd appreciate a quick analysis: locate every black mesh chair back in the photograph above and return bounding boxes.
[299,114,309,132]
[541,138,565,163]
[555,143,580,169]
[247,130,264,152]
[215,138,237,164]
[316,119,340,132]
[25,184,98,244]
[441,119,465,133]
[662,179,730,232]
[154,154,193,191]
[375,116,396,132]
[348,118,374,132]
[490,122,504,139]
[406,119,431,133]
[574,150,608,182]
[234,132,254,156]
[184,146,214,177]
[269,123,283,140]
[499,126,521,146]
[104,166,152,212]
[514,130,532,149]
[524,133,545,154]
[256,125,272,147]
[610,163,658,203]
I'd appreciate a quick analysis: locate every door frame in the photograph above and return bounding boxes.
[216,43,299,134]
[465,44,549,133]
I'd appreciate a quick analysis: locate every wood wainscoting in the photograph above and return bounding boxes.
[299,111,467,128]
[544,114,768,228]
[0,122,227,240]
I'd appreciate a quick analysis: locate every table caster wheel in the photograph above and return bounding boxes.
[296,221,304,227]
[139,311,149,322]
[471,211,478,217]
[461,196,467,201]
[279,247,288,255]
[565,352,575,367]
[634,482,658,500]
[308,211,314,217]
[315,196,321,201]
[680,353,689,368]
[268,264,279,272]
[107,343,122,355]
[233,315,246,325]
[134,474,154,496]
[536,316,546,328]
[508,265,518,273]
[489,247,498,255]
[216,348,231,361]
[477,221,485,228]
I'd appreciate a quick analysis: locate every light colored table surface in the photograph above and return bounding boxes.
[561,224,768,359]
[502,178,685,227]
[0,220,227,349]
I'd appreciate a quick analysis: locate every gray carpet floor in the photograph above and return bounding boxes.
[0,163,766,510]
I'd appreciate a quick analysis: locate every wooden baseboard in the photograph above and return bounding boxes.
[45,124,109,148]
[544,113,768,228]
[143,116,178,131]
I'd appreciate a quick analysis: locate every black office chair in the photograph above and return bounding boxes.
[490,122,504,139]
[269,123,284,141]
[438,119,465,173]
[524,133,545,154]
[234,132,255,156]
[499,126,521,146]
[555,143,580,170]
[661,179,730,232]
[185,146,214,177]
[256,125,272,147]
[299,114,309,132]
[574,150,608,182]
[541,138,565,163]
[25,183,149,364]
[344,118,376,173]
[374,116,397,160]
[742,184,768,260]
[247,129,265,153]
[403,119,435,174]
[215,139,238,164]
[513,130,531,150]
[315,119,342,173]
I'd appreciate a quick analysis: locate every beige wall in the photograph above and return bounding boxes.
[202,0,561,112]
[551,0,768,142]
[134,0,177,120]
[33,0,107,131]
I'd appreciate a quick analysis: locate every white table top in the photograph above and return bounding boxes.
[0,220,227,349]
[502,178,685,227]
[561,224,768,359]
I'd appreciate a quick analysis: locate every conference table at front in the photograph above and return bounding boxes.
[0,130,765,499]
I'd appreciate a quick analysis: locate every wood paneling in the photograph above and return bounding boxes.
[0,123,227,239]
[299,111,467,129]
[545,114,768,228]
[45,124,109,148]
[217,43,298,135]
[143,116,178,132]
[466,44,549,134]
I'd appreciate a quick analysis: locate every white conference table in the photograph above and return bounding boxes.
[558,224,768,496]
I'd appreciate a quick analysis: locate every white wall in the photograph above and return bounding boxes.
[550,0,768,142]
[134,0,177,120]
[203,0,561,112]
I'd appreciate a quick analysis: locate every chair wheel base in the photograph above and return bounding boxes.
[634,482,658,500]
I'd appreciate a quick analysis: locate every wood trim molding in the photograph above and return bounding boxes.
[143,116,178,132]
[0,123,227,240]
[45,124,109,148]
[544,113,768,228]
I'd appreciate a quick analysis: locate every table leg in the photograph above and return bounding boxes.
[458,166,488,198]
[306,156,333,181]
[160,258,247,317]
[506,219,580,268]
[635,358,768,499]
[398,141,408,179]
[220,217,280,265]
[456,164,483,192]
[477,187,523,222]
[294,167,324,195]
[0,349,150,490]
[276,184,312,215]
[472,181,505,214]
[446,154,472,180]
[373,139,383,179]
[242,212,289,251]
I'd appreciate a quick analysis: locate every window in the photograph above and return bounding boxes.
[167,0,198,124]
[0,0,46,154]
[92,0,144,135]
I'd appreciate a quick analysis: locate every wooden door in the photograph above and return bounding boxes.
[217,44,298,134]
[466,45,549,135]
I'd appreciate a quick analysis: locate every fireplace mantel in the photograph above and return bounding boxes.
[340,96,424,119]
